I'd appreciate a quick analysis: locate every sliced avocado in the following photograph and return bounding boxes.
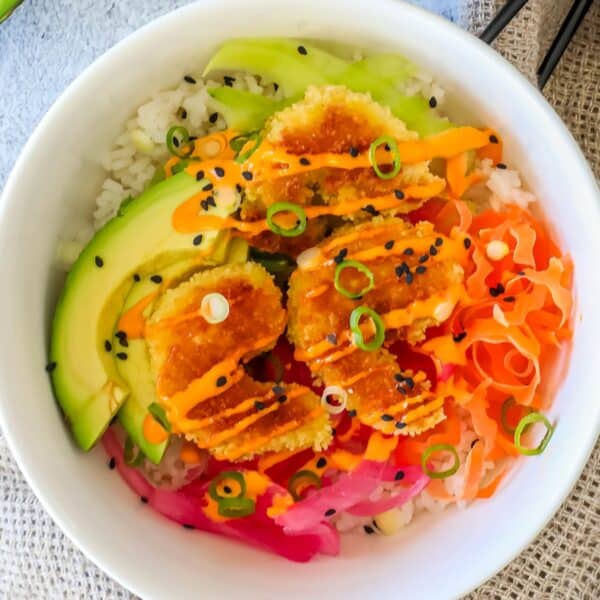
[50,172,230,450]
[204,39,451,136]
[116,238,248,463]
[208,87,293,131]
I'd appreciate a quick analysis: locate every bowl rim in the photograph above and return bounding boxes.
[1,0,599,597]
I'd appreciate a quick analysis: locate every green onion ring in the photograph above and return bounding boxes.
[369,135,401,180]
[216,497,256,518]
[209,471,247,501]
[166,126,194,159]
[334,260,375,299]
[514,412,555,456]
[124,436,145,467]
[288,470,323,501]
[266,202,307,237]
[501,396,533,435]
[421,443,460,479]
[230,131,263,164]
[148,402,172,433]
[349,306,385,351]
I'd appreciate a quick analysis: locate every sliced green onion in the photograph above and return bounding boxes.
[166,125,194,159]
[230,130,263,164]
[288,470,323,501]
[369,135,401,180]
[349,306,385,351]
[217,496,256,518]
[334,260,375,299]
[514,412,554,456]
[266,202,307,237]
[148,402,172,433]
[209,471,246,501]
[124,436,145,467]
[171,159,190,175]
[421,443,460,479]
[501,396,533,435]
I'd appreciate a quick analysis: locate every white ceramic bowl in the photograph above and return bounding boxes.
[1,0,599,598]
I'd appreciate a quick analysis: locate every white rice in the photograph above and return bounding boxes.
[68,53,535,536]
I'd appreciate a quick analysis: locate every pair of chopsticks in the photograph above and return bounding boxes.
[479,0,594,89]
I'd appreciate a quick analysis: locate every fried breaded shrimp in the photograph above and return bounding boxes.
[146,262,331,460]
[241,85,442,255]
[287,218,467,435]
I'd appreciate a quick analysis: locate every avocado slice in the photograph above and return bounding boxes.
[50,172,230,450]
[116,237,248,464]
[203,39,451,136]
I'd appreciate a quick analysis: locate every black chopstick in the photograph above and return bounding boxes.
[479,0,528,45]
[537,0,594,89]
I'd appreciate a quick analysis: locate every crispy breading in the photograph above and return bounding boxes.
[287,218,465,435]
[241,85,441,255]
[146,262,331,459]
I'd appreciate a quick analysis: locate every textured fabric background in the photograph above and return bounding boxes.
[0,1,598,598]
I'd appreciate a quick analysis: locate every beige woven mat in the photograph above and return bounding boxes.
[0,1,598,598]
[463,0,600,597]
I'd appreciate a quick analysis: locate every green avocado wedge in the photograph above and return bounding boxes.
[49,172,229,451]
[203,38,451,136]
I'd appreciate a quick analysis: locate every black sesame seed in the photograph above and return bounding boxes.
[453,331,467,343]
[362,204,379,216]
[394,470,405,480]
[471,439,480,449]
[384,143,391,152]
[115,330,127,339]
[200,199,209,211]
[242,170,253,181]
[364,525,376,535]
[189,136,198,141]
[297,45,308,55]
[116,352,128,361]
[326,333,337,345]
[214,167,225,178]
[133,273,141,282]
[255,401,265,411]
[396,384,407,395]
[384,240,395,250]
[150,275,163,284]
[333,248,348,264]
[349,146,359,157]
[179,108,187,120]
[193,234,203,246]
[489,134,499,144]
[381,414,394,422]
[45,361,57,373]
[104,340,112,352]
[140,496,149,504]
[429,96,438,108]
[223,75,235,87]
[403,247,414,255]
[325,508,336,517]
[316,457,327,469]
[463,238,472,250]
[184,75,197,84]
[223,485,232,494]
[182,524,195,530]
[118,337,129,348]
[207,196,216,207]
[404,377,415,390]
[272,384,285,395]
[195,170,205,181]
[394,189,405,200]
[172,137,180,148]
[497,162,507,170]
[348,409,357,418]
[518,271,525,276]
[416,265,427,275]
[418,254,429,264]
[489,283,505,297]
[209,112,218,124]
[435,237,444,247]
[395,265,404,278]
[429,245,438,256]
[94,256,104,268]
[394,373,405,383]
[108,457,116,470]
[216,376,227,387]
[236,184,243,193]
[396,421,406,429]
[278,395,287,404]
[405,272,414,284]
[274,82,279,91]
[503,296,516,303]
[202,182,214,192]
[299,157,311,166]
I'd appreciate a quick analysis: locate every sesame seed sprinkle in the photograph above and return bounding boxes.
[242,171,253,181]
[45,361,57,373]
[404,377,415,390]
[182,524,195,530]
[236,184,243,193]
[463,238,472,250]
[403,247,414,256]
[133,273,141,282]
[429,245,438,256]
[118,337,129,348]
[489,134,499,144]
[326,333,337,345]
[497,162,507,169]
[272,384,285,395]
[193,234,203,246]
[348,409,357,418]
[209,112,218,124]
[297,45,308,55]
[216,376,227,387]
[207,196,216,207]
[362,204,379,216]
[416,265,427,274]
[196,170,205,181]
[223,75,235,86]
[364,525,376,535]
[395,470,405,480]
[349,146,359,157]
[200,199,209,211]
[316,457,327,469]
[116,352,128,361]
[108,457,116,469]
[104,340,112,352]
[255,401,265,411]
[429,96,438,108]
[435,237,443,247]
[394,373,405,382]
[94,256,104,268]
[418,254,429,264]
[299,157,311,166]
[396,384,407,394]
[394,189,405,200]
[384,240,395,250]
[405,272,414,284]
[140,496,149,504]
[453,332,467,343]
[503,296,516,303]
[150,275,163,284]
[183,75,196,84]
[278,395,287,404]
[274,82,279,91]
[214,167,225,178]
[489,283,505,297]
[202,182,214,192]
[333,248,348,264]
[325,508,336,517]
[395,422,406,430]
[381,414,394,422]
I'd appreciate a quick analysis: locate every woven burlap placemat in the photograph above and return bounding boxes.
[0,1,598,597]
